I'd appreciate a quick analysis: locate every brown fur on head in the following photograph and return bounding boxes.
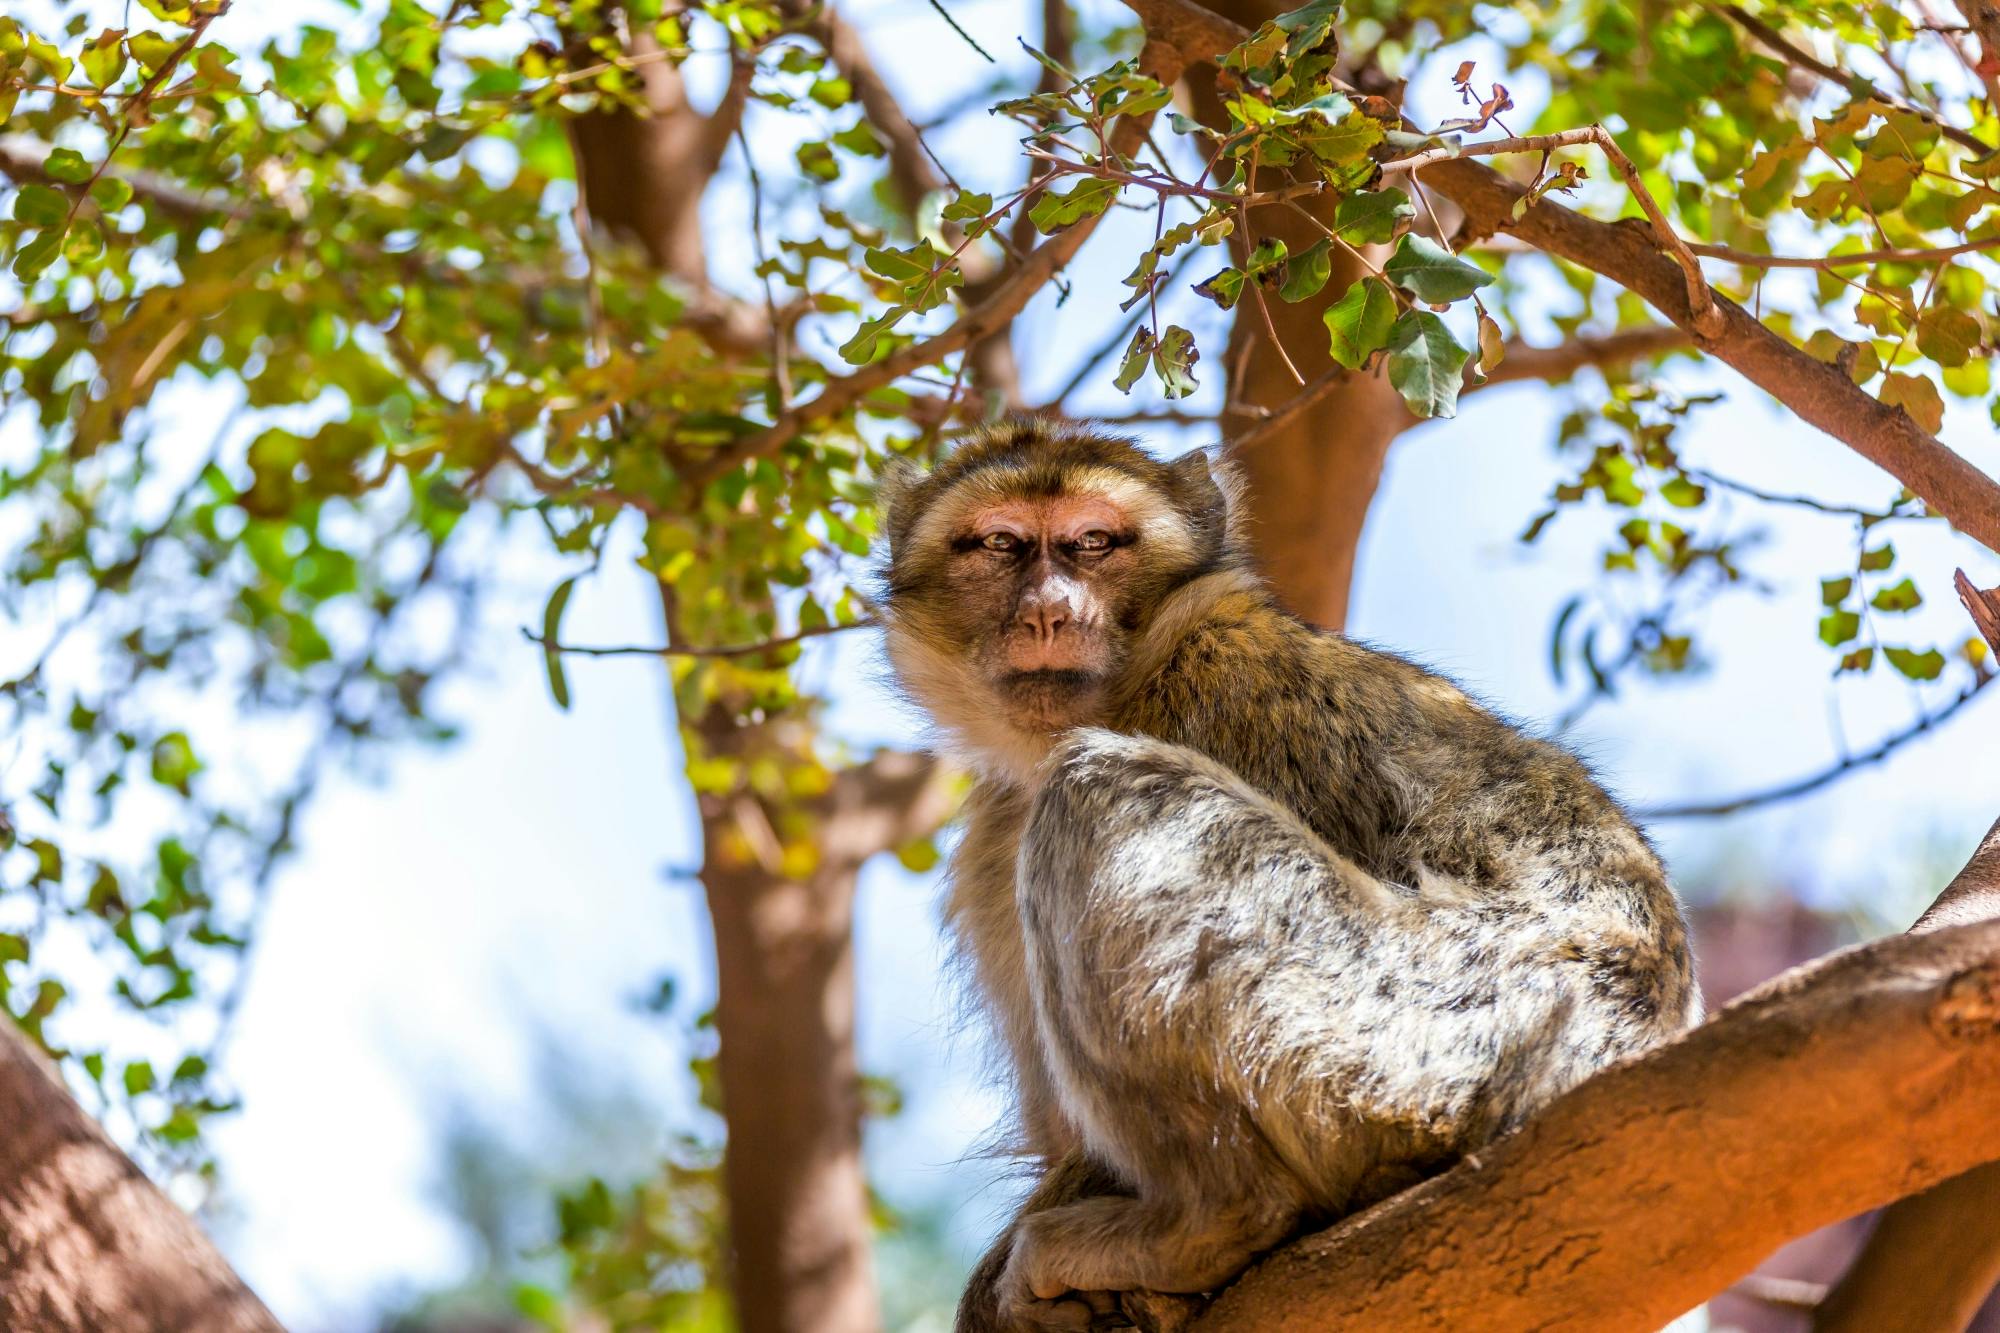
[879,418,1245,783]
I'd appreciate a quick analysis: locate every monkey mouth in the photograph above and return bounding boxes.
[999,667,1099,694]
[995,668,1103,730]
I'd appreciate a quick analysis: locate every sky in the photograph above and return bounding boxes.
[6,0,2000,1328]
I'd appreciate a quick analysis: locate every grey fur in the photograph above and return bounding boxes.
[878,423,1698,1331]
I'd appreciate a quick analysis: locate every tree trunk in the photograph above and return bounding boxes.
[702,827,879,1333]
[0,1024,283,1333]
[693,710,954,1333]
[1191,0,1410,632]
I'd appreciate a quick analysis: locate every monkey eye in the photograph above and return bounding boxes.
[1071,530,1116,553]
[979,531,1025,553]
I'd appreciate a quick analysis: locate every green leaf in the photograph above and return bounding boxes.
[81,29,128,88]
[1659,476,1706,508]
[1152,325,1200,399]
[1244,237,1287,280]
[1384,310,1471,418]
[838,307,908,364]
[542,577,577,711]
[831,122,885,158]
[1859,543,1895,572]
[1192,267,1245,310]
[1820,576,1853,606]
[1333,188,1413,244]
[1027,178,1119,234]
[128,29,180,71]
[1113,326,1153,392]
[1915,307,1981,368]
[1879,372,1944,433]
[1817,609,1860,646]
[1884,646,1945,680]
[89,175,133,212]
[795,141,840,182]
[43,147,93,185]
[12,184,67,228]
[123,1060,155,1096]
[1278,238,1332,302]
[1869,577,1922,612]
[149,732,201,794]
[1322,277,1398,368]
[1383,235,1493,304]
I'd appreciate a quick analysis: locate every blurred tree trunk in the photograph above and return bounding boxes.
[566,20,933,1326]
[692,710,953,1333]
[0,1024,283,1333]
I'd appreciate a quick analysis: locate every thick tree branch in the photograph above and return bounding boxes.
[1190,913,2000,1331]
[0,1026,284,1332]
[1113,0,2000,556]
[1424,155,2000,554]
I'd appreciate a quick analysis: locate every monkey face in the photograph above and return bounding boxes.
[947,491,1139,727]
[879,421,1242,777]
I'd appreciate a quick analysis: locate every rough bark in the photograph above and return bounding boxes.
[1190,919,2000,1331]
[0,1025,284,1333]
[696,740,956,1333]
[1812,812,2000,1332]
[1812,1163,2000,1333]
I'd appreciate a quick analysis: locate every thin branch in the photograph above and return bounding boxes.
[1690,233,2000,268]
[1466,324,1691,390]
[1682,466,1924,520]
[1715,3,1990,153]
[1224,366,1352,452]
[0,134,243,221]
[681,51,1185,487]
[522,619,877,659]
[1640,672,1994,819]
[1389,127,1725,338]
[923,0,996,62]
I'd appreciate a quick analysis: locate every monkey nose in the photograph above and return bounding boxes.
[1018,603,1070,641]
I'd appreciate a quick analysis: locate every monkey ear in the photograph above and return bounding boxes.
[1168,448,1243,551]
[874,457,926,551]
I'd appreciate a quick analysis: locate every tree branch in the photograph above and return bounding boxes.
[0,1026,284,1332]
[1638,673,1993,819]
[802,4,945,215]
[1190,911,2000,1331]
[1423,152,2000,553]
[1716,3,1990,153]
[0,134,244,221]
[682,41,1188,488]
[1468,324,1691,391]
[1113,0,2000,557]
[521,619,875,659]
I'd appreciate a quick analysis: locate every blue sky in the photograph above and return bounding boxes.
[6,0,1999,1327]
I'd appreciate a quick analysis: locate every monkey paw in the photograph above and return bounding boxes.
[999,1287,1129,1331]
